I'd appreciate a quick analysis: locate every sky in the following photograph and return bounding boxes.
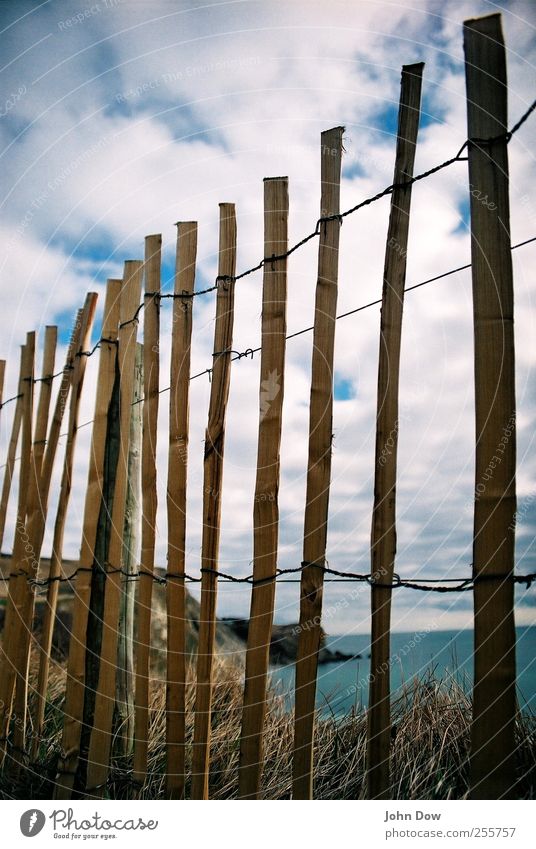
[0,0,535,636]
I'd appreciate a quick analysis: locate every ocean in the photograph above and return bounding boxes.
[269,626,536,717]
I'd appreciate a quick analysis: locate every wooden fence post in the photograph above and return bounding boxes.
[191,204,237,800]
[238,177,289,799]
[3,328,44,740]
[133,234,161,785]
[81,328,121,788]
[39,310,84,502]
[463,13,517,799]
[10,324,58,765]
[367,63,423,801]
[0,348,25,550]
[32,309,90,757]
[0,333,34,765]
[33,327,58,476]
[166,221,197,800]
[85,260,143,796]
[0,358,4,499]
[0,361,5,426]
[11,299,97,767]
[115,342,143,758]
[292,127,344,800]
[55,280,122,799]
[0,359,5,482]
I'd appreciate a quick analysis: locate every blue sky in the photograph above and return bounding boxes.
[0,0,535,635]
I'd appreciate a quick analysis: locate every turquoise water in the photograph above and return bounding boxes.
[269,626,536,717]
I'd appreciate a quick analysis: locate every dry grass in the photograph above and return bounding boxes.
[1,661,534,800]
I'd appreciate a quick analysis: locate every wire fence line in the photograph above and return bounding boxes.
[0,393,22,411]
[0,52,533,802]
[0,232,535,466]
[117,94,536,326]
[1,96,534,413]
[1,561,534,594]
[0,100,534,475]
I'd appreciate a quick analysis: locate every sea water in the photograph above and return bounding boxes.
[269,626,536,717]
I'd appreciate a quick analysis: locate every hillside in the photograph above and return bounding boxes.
[0,554,358,665]
[0,554,245,662]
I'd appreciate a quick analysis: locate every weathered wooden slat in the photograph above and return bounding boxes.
[0,348,25,550]
[165,222,197,800]
[55,280,122,798]
[238,177,289,799]
[10,324,58,765]
[40,310,84,499]
[33,327,58,478]
[133,234,161,785]
[85,261,144,796]
[0,333,34,765]
[32,309,91,758]
[116,342,143,758]
[81,322,122,790]
[0,353,41,682]
[0,359,5,506]
[191,204,237,800]
[463,13,517,800]
[292,127,344,800]
[0,360,5,423]
[366,64,423,801]
[12,299,97,766]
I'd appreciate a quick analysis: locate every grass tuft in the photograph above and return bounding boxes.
[1,661,534,800]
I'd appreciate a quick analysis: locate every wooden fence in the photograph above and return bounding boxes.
[0,13,532,799]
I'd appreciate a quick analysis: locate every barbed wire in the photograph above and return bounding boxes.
[0,233,534,463]
[0,392,22,411]
[109,95,536,328]
[32,366,73,384]
[503,97,536,140]
[0,562,534,593]
[127,233,536,398]
[0,100,534,798]
[0,98,534,450]
[6,97,536,382]
[75,337,118,359]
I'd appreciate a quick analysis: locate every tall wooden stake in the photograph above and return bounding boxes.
[0,349,25,550]
[238,177,289,799]
[292,128,344,800]
[116,342,143,758]
[33,327,58,478]
[0,334,34,764]
[85,260,143,796]
[11,328,58,601]
[12,300,97,767]
[366,64,423,800]
[464,13,517,799]
[40,309,84,506]
[166,221,197,800]
[133,234,161,785]
[0,325,56,737]
[0,361,5,427]
[56,280,122,799]
[0,358,4,503]
[32,309,90,758]
[2,334,37,668]
[10,324,58,765]
[81,330,121,789]
[191,204,237,800]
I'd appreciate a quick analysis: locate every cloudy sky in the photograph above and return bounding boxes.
[0,0,535,636]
